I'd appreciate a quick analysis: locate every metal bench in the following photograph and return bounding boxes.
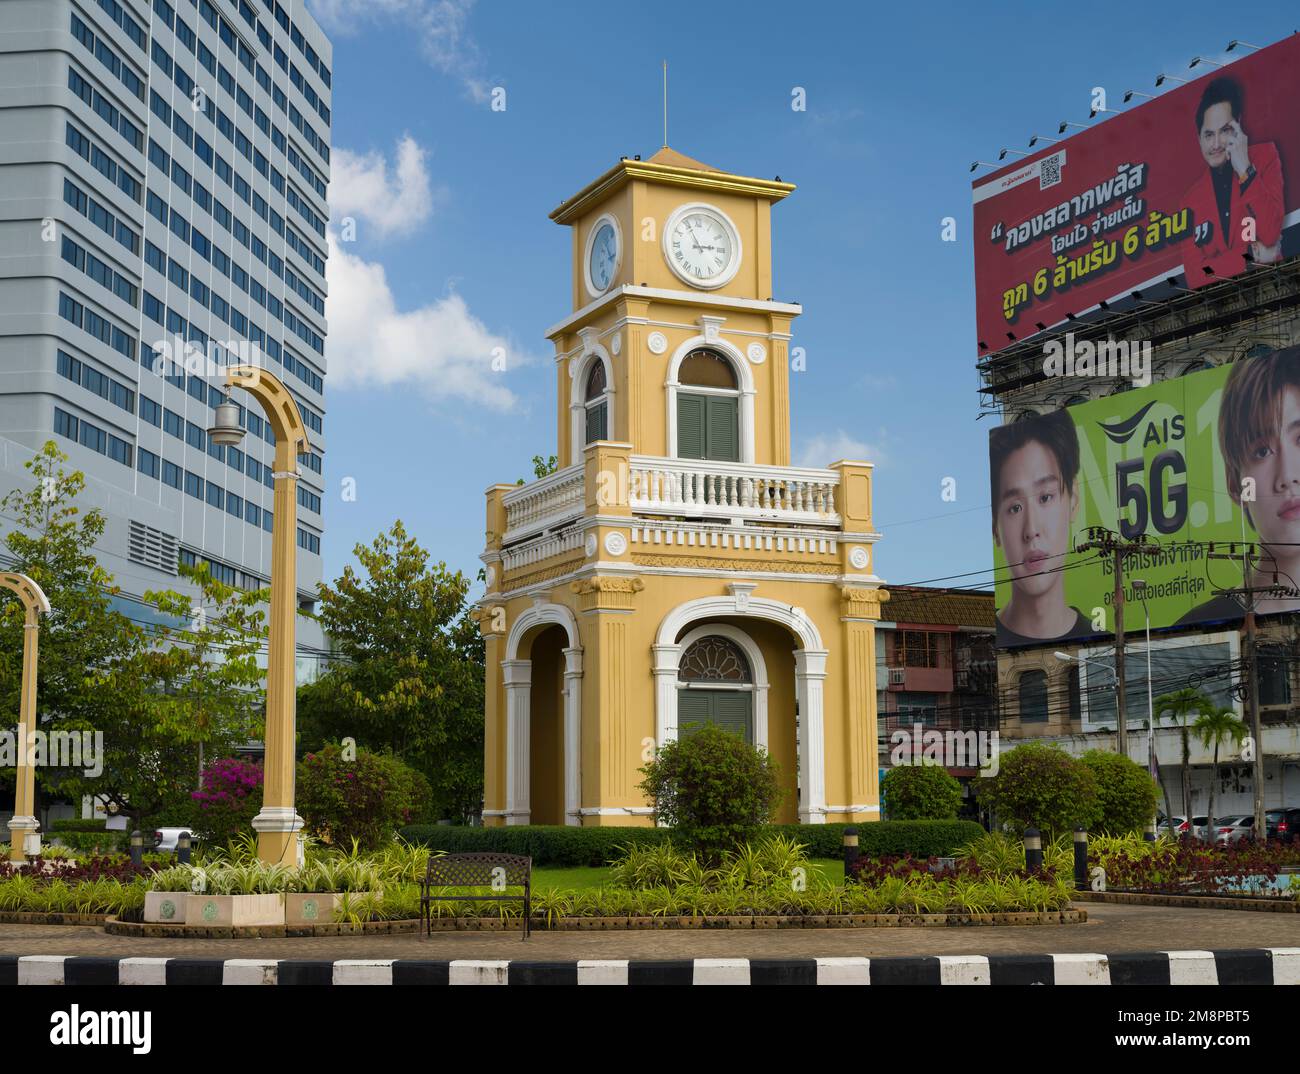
[420,852,532,940]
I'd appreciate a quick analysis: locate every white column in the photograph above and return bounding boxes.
[562,646,583,827]
[741,389,756,463]
[794,649,829,824]
[754,682,770,750]
[652,643,682,750]
[502,659,532,826]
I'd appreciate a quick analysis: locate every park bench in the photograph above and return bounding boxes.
[420,852,532,940]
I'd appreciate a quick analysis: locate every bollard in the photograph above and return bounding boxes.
[1073,828,1088,891]
[129,829,143,867]
[1024,827,1043,872]
[1143,818,1157,842]
[843,826,860,881]
[177,830,192,865]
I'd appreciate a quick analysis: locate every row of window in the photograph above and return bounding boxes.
[178,546,269,591]
[297,527,320,554]
[61,235,138,309]
[71,11,146,103]
[68,66,143,154]
[59,291,136,363]
[62,178,141,258]
[54,406,132,467]
[57,350,135,414]
[65,121,141,205]
[93,0,147,53]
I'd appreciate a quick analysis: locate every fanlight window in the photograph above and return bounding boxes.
[584,360,608,443]
[678,636,752,683]
[680,348,738,389]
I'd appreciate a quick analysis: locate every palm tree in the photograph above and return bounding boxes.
[1193,707,1249,844]
[1154,688,1215,839]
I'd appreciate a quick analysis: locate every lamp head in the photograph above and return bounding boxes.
[208,399,245,447]
[1155,74,1167,87]
[1057,121,1068,134]
[1053,651,1074,662]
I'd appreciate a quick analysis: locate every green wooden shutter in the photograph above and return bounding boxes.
[706,396,740,461]
[677,690,712,737]
[677,393,706,458]
[711,691,752,742]
[585,401,607,444]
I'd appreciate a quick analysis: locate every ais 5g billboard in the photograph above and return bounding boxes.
[990,344,1300,648]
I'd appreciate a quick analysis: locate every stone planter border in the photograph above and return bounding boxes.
[1074,889,1298,913]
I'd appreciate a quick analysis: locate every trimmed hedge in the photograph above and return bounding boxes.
[396,820,986,867]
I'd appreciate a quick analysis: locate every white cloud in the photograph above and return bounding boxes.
[796,430,885,467]
[325,230,519,410]
[331,135,435,239]
[307,0,490,102]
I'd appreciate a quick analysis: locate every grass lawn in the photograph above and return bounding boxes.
[532,858,846,891]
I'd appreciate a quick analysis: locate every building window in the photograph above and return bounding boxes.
[1067,665,1082,723]
[897,630,949,669]
[676,348,739,462]
[1258,644,1291,707]
[679,636,752,684]
[897,692,938,727]
[1019,670,1049,722]
[584,360,608,444]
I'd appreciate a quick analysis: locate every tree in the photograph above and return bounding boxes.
[638,723,782,859]
[297,521,484,820]
[516,455,558,485]
[1192,707,1249,844]
[1155,688,1214,838]
[297,744,433,850]
[976,742,1101,840]
[881,763,962,820]
[1079,750,1159,835]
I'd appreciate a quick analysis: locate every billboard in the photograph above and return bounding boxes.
[973,34,1300,357]
[989,344,1300,648]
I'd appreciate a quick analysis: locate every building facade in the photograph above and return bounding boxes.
[478,148,888,827]
[0,0,329,664]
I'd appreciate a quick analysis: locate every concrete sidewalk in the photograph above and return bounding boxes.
[1,903,1297,961]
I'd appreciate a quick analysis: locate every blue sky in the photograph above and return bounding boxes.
[309,0,1300,596]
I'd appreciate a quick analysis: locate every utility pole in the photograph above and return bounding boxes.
[1206,542,1297,843]
[1075,527,1159,760]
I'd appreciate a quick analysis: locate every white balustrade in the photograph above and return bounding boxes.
[502,464,585,541]
[628,456,839,525]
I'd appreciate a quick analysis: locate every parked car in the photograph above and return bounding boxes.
[1212,815,1256,845]
[1265,808,1300,844]
[1156,816,1185,837]
[1163,815,1211,838]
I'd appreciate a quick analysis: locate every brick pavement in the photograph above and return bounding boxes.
[2,903,1298,960]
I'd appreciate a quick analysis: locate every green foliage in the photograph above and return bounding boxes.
[976,742,1101,840]
[296,521,484,821]
[881,763,963,820]
[638,723,782,858]
[297,744,434,851]
[1078,750,1159,836]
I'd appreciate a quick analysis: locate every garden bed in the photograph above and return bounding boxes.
[1074,889,1297,912]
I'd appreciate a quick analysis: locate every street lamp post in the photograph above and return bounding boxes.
[209,364,310,866]
[1,573,51,863]
[1132,579,1160,835]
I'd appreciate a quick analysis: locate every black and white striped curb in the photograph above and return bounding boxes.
[3,950,1298,984]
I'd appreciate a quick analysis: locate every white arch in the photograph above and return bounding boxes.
[664,335,756,463]
[674,622,771,749]
[569,343,616,455]
[652,589,829,823]
[501,602,583,827]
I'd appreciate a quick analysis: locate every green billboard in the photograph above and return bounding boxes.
[990,344,1300,648]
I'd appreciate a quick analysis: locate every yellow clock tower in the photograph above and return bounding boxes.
[478,147,887,827]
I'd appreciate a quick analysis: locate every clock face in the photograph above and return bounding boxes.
[587,220,619,294]
[664,205,740,289]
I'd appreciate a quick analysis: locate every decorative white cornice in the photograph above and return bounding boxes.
[545,285,801,340]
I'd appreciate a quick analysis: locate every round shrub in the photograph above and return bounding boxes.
[881,763,963,820]
[976,742,1101,840]
[297,745,433,851]
[1079,750,1159,835]
[638,723,782,859]
[191,757,263,846]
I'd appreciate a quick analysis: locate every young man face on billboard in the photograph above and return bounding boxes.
[991,411,1093,645]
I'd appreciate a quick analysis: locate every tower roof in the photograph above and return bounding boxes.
[550,147,794,225]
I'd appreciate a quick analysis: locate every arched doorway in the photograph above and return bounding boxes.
[677,634,755,742]
[527,625,568,825]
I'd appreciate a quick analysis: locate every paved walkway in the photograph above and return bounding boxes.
[1,904,1297,960]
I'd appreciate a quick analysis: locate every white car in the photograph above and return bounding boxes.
[150,828,198,853]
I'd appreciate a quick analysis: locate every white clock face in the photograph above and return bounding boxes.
[664,205,740,289]
[587,221,619,294]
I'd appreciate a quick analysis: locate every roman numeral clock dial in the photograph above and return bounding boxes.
[663,203,742,289]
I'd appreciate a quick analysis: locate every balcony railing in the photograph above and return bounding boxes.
[501,464,585,543]
[629,456,840,526]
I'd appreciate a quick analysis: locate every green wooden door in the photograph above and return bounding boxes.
[677,688,753,743]
[677,393,739,461]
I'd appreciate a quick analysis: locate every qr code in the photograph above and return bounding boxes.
[1039,152,1063,190]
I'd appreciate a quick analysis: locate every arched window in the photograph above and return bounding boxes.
[679,635,752,683]
[584,360,608,444]
[1019,669,1048,722]
[676,348,739,461]
[1067,665,1082,724]
[677,634,753,742]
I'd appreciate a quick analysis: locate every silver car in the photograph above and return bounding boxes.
[1212,815,1256,845]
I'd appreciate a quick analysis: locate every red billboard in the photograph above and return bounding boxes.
[973,34,1300,356]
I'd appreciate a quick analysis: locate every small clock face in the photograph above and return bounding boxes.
[587,221,618,294]
[664,204,740,289]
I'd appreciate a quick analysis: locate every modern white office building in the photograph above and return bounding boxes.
[0,0,330,667]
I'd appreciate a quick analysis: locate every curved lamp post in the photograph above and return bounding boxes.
[1,572,51,863]
[209,365,309,866]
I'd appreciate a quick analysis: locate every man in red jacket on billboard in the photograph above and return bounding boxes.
[1184,75,1284,288]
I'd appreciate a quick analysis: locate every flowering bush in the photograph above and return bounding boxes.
[297,745,433,851]
[191,757,263,846]
[1093,839,1300,895]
